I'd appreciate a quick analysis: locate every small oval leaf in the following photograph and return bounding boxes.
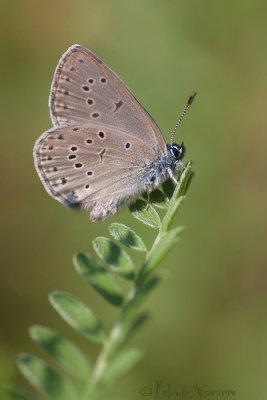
[144,189,170,209]
[101,348,143,386]
[74,253,124,306]
[162,178,175,199]
[49,291,106,343]
[93,237,135,280]
[17,353,76,400]
[109,223,147,252]
[129,200,161,229]
[30,325,91,381]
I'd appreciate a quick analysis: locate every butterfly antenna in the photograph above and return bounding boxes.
[171,91,197,146]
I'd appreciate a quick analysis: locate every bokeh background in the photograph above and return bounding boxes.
[1,1,266,399]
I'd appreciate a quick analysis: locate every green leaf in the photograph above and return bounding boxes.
[122,274,163,320]
[93,237,135,280]
[129,199,161,229]
[178,161,193,196]
[0,385,36,400]
[100,348,143,386]
[162,178,175,199]
[161,196,184,233]
[109,223,147,252]
[49,292,106,343]
[137,226,184,285]
[121,312,150,340]
[17,354,77,400]
[73,253,124,307]
[144,189,170,209]
[106,312,150,359]
[161,162,193,232]
[29,325,91,381]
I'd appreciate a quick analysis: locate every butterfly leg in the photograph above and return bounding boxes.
[145,191,151,211]
[167,167,181,186]
[177,160,186,169]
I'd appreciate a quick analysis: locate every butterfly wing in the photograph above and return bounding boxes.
[49,44,166,151]
[35,44,169,220]
[34,124,162,220]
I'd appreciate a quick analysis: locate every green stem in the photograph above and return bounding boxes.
[86,288,137,396]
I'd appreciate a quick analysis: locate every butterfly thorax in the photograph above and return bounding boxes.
[143,143,184,192]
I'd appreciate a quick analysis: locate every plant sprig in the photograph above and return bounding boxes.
[2,162,193,400]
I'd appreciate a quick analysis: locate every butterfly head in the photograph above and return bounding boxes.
[170,142,186,160]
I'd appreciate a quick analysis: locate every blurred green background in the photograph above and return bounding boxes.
[1,0,266,399]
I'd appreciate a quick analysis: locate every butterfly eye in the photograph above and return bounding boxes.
[170,142,185,160]
[170,146,179,158]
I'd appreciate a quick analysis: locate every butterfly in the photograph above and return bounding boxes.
[34,44,196,221]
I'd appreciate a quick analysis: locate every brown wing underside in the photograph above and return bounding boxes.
[34,124,163,217]
[49,44,166,152]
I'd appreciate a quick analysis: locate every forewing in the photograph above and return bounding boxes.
[49,44,166,151]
